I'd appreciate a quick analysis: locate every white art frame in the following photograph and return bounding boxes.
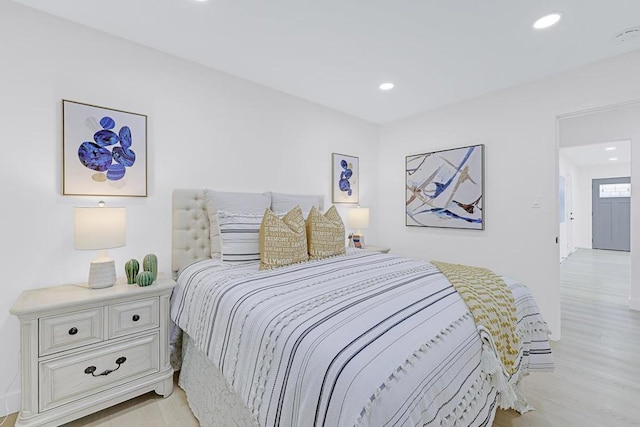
[63,99,147,197]
[332,153,359,204]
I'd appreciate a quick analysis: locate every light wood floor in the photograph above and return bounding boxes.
[494,248,640,427]
[3,249,638,426]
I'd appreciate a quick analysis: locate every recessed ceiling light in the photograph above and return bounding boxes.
[605,147,617,151]
[379,83,394,91]
[533,13,562,30]
[609,157,618,161]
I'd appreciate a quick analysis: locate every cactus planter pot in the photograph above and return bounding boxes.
[136,271,155,287]
[125,259,140,284]
[143,254,158,281]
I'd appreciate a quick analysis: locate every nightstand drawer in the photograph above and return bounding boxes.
[39,332,160,412]
[39,308,104,356]
[109,297,159,339]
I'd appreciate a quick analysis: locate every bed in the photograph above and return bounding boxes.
[169,189,553,427]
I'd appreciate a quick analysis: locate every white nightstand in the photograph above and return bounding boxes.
[10,276,176,427]
[362,245,391,254]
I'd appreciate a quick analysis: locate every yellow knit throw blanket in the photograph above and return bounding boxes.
[432,261,520,375]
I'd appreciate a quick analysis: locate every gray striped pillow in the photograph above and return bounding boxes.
[217,211,264,264]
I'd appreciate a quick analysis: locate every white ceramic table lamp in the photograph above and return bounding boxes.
[74,205,126,289]
[347,207,369,248]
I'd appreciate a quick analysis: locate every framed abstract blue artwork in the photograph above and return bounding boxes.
[62,100,147,197]
[332,153,359,204]
[406,144,484,229]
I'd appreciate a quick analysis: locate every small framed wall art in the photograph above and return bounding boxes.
[332,153,359,204]
[405,144,484,230]
[62,100,147,197]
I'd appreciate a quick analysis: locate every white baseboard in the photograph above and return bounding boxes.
[0,390,21,418]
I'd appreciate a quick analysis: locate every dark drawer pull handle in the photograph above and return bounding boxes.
[68,327,78,335]
[84,357,127,377]
[132,314,140,322]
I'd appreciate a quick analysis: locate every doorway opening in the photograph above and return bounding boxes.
[557,101,636,316]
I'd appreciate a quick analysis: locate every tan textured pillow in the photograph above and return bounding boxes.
[306,206,346,260]
[259,206,309,270]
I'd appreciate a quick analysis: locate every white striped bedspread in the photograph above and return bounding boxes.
[171,250,553,427]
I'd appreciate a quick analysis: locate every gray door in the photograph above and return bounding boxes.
[592,177,631,251]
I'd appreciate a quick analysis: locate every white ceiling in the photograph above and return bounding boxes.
[12,0,640,123]
[559,102,637,168]
[561,140,631,168]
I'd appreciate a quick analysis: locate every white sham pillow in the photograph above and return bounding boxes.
[205,190,271,258]
[268,192,324,218]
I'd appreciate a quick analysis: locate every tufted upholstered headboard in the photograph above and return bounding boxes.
[172,189,211,278]
[172,189,325,278]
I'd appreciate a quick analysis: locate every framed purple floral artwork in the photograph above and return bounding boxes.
[62,99,147,197]
[332,153,359,204]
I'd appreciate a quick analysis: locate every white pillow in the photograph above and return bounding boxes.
[269,192,324,218]
[205,190,271,257]
[217,211,263,264]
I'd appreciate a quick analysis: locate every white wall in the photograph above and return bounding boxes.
[558,152,580,260]
[573,163,631,249]
[559,104,640,148]
[0,0,379,415]
[379,48,640,342]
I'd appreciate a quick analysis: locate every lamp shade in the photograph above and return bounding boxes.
[348,207,370,230]
[74,207,126,250]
